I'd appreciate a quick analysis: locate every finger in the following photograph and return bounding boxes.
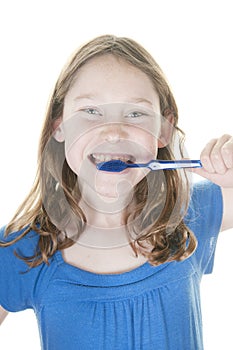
[200,138,217,173]
[221,135,233,169]
[209,135,231,174]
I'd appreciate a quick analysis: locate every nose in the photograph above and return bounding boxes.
[100,123,129,143]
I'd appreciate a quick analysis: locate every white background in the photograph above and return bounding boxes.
[0,0,233,349]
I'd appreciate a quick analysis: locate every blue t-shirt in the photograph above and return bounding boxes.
[0,180,223,350]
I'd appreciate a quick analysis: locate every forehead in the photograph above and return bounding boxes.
[65,54,160,110]
[76,53,148,80]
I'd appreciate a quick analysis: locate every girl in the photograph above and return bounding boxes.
[0,35,233,349]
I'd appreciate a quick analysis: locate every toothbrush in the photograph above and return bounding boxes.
[96,159,202,172]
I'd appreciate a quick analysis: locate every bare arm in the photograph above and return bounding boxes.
[220,187,233,231]
[0,305,8,325]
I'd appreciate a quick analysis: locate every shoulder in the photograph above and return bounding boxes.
[0,225,39,259]
[190,178,222,200]
[186,179,223,236]
[188,179,222,216]
[0,226,58,311]
[0,226,41,281]
[186,180,223,274]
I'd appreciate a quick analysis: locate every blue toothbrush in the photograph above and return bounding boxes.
[96,159,202,172]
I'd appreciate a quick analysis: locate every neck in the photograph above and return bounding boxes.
[64,203,132,249]
[78,179,134,228]
[64,181,135,249]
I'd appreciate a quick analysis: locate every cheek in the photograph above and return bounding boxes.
[146,135,158,154]
[130,119,160,154]
[62,117,100,175]
[64,135,90,175]
[65,145,82,175]
[132,130,158,158]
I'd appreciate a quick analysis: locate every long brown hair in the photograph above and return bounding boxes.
[1,35,197,267]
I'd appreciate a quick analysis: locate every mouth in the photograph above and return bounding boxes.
[88,153,136,165]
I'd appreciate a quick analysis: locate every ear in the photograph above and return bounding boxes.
[158,110,175,148]
[52,117,65,142]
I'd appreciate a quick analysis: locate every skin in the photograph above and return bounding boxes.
[0,305,8,325]
[53,54,171,272]
[54,54,167,229]
[55,54,233,232]
[1,55,233,318]
[53,54,233,261]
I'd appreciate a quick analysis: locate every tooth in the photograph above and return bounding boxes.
[91,154,100,163]
[105,155,111,162]
[90,153,135,164]
[92,153,99,160]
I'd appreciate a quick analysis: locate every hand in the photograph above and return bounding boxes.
[192,134,233,188]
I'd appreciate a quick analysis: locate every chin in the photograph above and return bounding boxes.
[95,182,122,199]
[97,191,119,201]
[95,180,134,201]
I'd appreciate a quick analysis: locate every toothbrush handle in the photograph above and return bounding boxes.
[148,160,202,170]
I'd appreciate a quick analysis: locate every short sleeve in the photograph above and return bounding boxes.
[0,227,41,312]
[185,180,223,275]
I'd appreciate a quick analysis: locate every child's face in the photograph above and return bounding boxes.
[57,54,166,200]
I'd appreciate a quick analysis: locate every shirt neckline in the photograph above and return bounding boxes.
[54,250,169,287]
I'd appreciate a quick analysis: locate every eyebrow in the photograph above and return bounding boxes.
[74,95,154,107]
[126,97,154,107]
[74,94,95,101]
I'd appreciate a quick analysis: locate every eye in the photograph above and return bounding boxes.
[126,111,147,119]
[78,107,104,121]
[82,107,102,116]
